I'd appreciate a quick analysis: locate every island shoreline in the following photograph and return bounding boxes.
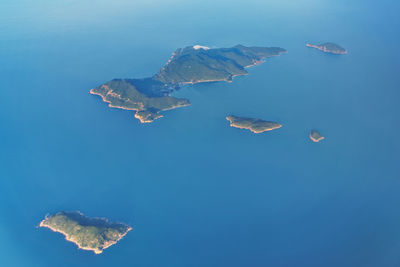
[39,212,132,254]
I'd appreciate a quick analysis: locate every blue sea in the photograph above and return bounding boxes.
[1,0,400,266]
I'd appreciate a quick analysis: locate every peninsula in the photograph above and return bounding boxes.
[226,115,282,134]
[306,42,347,54]
[39,211,132,254]
[91,45,286,122]
[90,79,190,123]
[309,130,325,142]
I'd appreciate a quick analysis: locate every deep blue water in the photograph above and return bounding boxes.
[1,0,400,266]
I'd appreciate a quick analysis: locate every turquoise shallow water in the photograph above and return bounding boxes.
[1,0,400,266]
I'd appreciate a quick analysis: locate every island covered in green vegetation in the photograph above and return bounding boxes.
[154,45,286,84]
[306,42,347,54]
[90,79,189,123]
[309,130,325,142]
[39,211,132,254]
[226,115,282,134]
[91,45,286,123]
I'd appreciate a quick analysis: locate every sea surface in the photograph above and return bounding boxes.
[1,0,400,266]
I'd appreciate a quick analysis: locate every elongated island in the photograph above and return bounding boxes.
[91,44,286,123]
[226,115,282,134]
[306,42,347,54]
[39,211,132,254]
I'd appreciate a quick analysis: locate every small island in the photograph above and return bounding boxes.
[226,115,282,134]
[91,44,286,123]
[306,42,347,54]
[309,130,325,142]
[39,211,132,254]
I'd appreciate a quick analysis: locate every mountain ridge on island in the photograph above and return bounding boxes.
[39,211,132,254]
[90,44,286,123]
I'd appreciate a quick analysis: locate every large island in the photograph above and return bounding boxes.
[90,79,189,123]
[39,211,132,254]
[226,115,282,134]
[306,42,347,55]
[91,45,286,123]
